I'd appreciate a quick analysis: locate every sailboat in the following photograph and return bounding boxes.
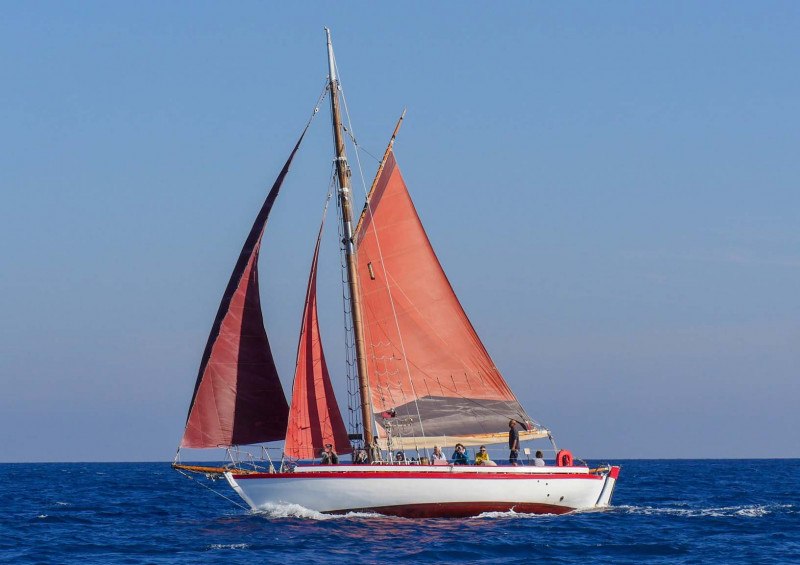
[172,28,620,518]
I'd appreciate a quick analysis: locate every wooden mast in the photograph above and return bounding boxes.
[324,28,375,449]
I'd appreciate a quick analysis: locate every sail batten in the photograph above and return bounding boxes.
[356,151,534,442]
[180,132,307,449]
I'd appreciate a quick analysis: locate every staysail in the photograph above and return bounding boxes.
[284,204,351,459]
[180,134,306,449]
[355,150,545,448]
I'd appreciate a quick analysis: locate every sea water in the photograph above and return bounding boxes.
[2,460,797,564]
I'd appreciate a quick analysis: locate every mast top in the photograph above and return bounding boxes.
[324,27,336,83]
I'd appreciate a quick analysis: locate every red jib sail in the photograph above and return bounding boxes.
[180,134,305,449]
[355,151,537,447]
[284,207,351,459]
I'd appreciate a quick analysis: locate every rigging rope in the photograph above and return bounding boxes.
[175,469,250,511]
[334,53,428,458]
[370,255,543,432]
[343,125,380,162]
[281,185,337,460]
[307,79,330,129]
[332,162,364,442]
[174,82,330,463]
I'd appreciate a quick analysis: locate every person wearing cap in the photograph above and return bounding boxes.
[320,444,339,465]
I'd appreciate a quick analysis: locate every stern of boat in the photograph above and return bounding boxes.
[594,466,620,507]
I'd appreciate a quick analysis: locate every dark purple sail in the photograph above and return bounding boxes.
[180,132,306,449]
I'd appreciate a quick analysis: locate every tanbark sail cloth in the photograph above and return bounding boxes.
[284,206,351,459]
[180,133,307,449]
[355,151,538,444]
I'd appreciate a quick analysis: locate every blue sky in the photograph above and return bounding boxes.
[1,2,798,462]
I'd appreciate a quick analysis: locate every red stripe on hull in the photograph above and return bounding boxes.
[233,470,602,481]
[329,501,574,518]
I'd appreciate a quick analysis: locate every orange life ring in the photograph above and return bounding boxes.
[556,449,573,467]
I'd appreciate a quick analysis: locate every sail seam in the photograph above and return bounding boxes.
[336,60,428,456]
[282,190,334,459]
[179,82,328,452]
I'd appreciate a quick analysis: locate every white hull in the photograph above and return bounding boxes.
[225,464,620,518]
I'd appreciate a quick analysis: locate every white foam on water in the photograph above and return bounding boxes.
[735,507,768,517]
[615,504,780,518]
[55,501,69,506]
[209,543,249,550]
[37,514,48,519]
[472,510,520,519]
[250,502,793,521]
[569,506,612,515]
[472,509,557,519]
[252,502,383,520]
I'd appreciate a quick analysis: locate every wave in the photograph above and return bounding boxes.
[613,503,793,518]
[209,543,250,550]
[471,509,559,519]
[470,504,795,520]
[251,502,384,520]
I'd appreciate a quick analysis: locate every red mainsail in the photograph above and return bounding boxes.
[180,135,305,449]
[284,209,351,459]
[355,151,534,445]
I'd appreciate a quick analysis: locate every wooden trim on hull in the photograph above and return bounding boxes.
[173,464,228,475]
[329,501,574,519]
[172,463,262,475]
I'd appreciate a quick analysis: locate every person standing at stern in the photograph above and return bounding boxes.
[508,420,520,465]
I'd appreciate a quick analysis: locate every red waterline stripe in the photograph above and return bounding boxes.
[232,471,603,480]
[327,501,575,518]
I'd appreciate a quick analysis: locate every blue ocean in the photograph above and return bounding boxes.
[3,460,797,564]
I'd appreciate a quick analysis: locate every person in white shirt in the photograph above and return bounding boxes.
[534,450,546,467]
[431,445,447,462]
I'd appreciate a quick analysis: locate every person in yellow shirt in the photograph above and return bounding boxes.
[475,445,496,466]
